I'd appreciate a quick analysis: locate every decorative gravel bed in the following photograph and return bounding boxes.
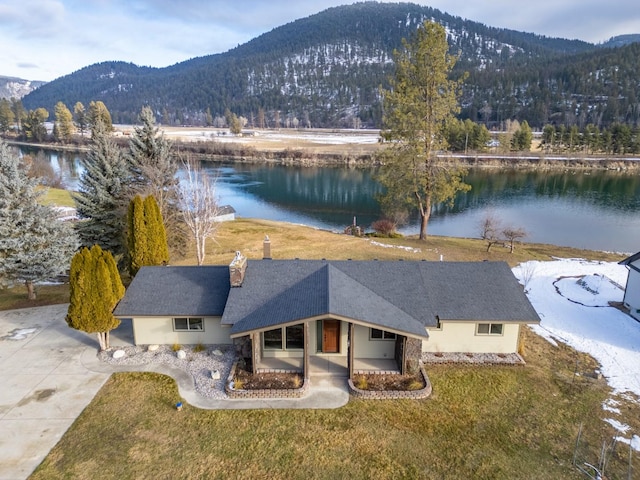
[99,344,237,399]
[422,352,525,365]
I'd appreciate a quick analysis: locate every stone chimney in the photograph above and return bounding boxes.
[229,251,247,287]
[263,235,271,260]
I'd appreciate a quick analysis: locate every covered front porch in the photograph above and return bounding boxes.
[237,317,425,379]
[255,355,401,376]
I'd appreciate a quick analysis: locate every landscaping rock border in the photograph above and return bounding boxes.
[225,361,309,399]
[348,364,432,400]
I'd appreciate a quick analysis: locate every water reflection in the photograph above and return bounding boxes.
[16,145,640,253]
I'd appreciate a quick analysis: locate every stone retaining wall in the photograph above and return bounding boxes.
[348,365,432,400]
[225,361,308,399]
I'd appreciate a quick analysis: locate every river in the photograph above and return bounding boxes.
[25,148,640,253]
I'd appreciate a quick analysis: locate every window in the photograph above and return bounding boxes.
[263,328,283,349]
[286,325,304,349]
[476,323,503,335]
[370,328,396,340]
[264,325,305,350]
[173,318,203,331]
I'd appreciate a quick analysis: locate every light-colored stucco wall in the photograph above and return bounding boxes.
[423,322,521,354]
[132,317,232,345]
[623,264,640,321]
[353,324,396,359]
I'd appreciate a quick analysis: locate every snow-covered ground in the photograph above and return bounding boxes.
[512,258,640,450]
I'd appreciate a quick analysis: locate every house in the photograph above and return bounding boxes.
[619,252,640,321]
[214,205,236,222]
[113,242,540,379]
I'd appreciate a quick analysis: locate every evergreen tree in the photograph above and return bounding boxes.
[54,101,75,141]
[0,99,15,133]
[88,100,113,136]
[378,21,470,240]
[142,195,169,267]
[0,141,78,299]
[22,108,49,142]
[127,195,168,276]
[74,122,130,260]
[511,120,533,151]
[66,245,124,351]
[73,102,87,136]
[127,106,182,250]
[127,195,146,276]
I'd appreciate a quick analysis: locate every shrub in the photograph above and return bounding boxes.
[371,218,397,236]
[407,379,424,391]
[232,378,244,390]
[193,343,206,353]
[354,375,368,390]
[172,343,181,352]
[292,375,303,389]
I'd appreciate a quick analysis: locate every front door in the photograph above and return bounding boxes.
[323,320,340,353]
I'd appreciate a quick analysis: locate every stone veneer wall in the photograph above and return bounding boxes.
[348,364,433,400]
[225,361,308,399]
[404,337,423,375]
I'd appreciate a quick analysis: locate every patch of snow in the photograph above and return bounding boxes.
[369,240,421,253]
[513,258,640,396]
[1,328,38,340]
[605,418,630,433]
[615,434,640,452]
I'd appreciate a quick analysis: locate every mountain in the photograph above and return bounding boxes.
[0,76,46,100]
[600,34,640,48]
[21,2,640,129]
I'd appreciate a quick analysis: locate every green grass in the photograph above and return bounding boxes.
[38,186,75,207]
[30,329,639,479]
[12,218,638,478]
[0,218,623,311]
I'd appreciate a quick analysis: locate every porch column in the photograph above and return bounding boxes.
[251,332,261,373]
[348,322,355,379]
[403,337,422,375]
[303,322,310,381]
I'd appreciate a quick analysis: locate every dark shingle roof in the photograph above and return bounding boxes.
[113,266,230,317]
[114,260,540,337]
[223,260,540,337]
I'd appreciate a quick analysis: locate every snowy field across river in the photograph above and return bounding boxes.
[513,258,640,450]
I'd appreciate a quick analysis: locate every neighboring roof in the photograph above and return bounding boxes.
[113,266,230,317]
[222,260,540,337]
[218,205,236,215]
[619,251,640,266]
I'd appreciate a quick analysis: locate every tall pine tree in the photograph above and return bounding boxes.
[66,245,124,350]
[0,141,78,299]
[378,21,470,240]
[127,106,183,250]
[74,122,130,261]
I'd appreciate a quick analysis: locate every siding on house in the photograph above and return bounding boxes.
[423,322,521,354]
[131,316,232,345]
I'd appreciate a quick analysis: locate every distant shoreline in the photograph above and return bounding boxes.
[5,132,640,171]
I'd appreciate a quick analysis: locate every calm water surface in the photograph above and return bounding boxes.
[27,147,640,253]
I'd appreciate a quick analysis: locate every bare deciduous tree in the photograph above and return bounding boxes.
[502,226,527,253]
[479,212,502,252]
[178,158,221,265]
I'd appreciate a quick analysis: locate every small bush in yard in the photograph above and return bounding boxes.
[354,375,368,390]
[193,343,206,353]
[371,218,397,236]
[172,343,181,352]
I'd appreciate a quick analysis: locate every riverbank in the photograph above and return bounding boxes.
[6,129,640,170]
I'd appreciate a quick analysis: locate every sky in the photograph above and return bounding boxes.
[1,0,639,82]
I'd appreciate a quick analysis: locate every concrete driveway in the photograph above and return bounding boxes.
[0,305,132,480]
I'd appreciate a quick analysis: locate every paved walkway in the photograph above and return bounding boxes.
[0,305,349,480]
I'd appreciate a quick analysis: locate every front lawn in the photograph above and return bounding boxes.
[31,328,638,479]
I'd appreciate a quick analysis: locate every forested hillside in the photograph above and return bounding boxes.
[21,2,640,129]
